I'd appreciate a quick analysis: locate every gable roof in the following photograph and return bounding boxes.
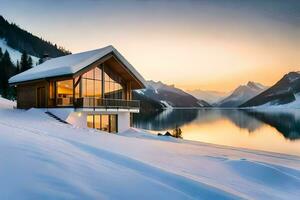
[9,45,146,88]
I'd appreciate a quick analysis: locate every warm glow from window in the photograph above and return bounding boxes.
[56,79,73,106]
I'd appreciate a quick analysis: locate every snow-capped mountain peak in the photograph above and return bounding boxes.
[247,81,266,90]
[217,81,267,107]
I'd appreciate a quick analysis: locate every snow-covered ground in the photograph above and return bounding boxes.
[0,38,39,65]
[0,105,299,199]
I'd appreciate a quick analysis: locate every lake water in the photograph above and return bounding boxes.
[133,109,300,156]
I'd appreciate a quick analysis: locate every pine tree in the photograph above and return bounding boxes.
[0,47,3,58]
[16,60,20,74]
[0,52,7,96]
[0,50,15,98]
[38,58,43,64]
[20,51,28,72]
[20,51,32,72]
[28,56,33,67]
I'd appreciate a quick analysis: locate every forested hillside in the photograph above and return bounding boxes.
[0,15,70,58]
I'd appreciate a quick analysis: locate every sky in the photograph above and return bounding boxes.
[0,0,299,92]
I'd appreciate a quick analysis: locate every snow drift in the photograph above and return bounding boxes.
[0,107,299,199]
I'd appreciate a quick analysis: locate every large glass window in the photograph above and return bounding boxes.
[94,115,101,129]
[101,115,109,132]
[76,66,124,100]
[55,65,127,107]
[95,80,102,97]
[73,65,126,108]
[95,67,102,80]
[104,68,124,99]
[87,114,118,133]
[80,67,102,98]
[86,79,95,97]
[56,79,73,106]
[110,115,117,133]
[87,115,94,128]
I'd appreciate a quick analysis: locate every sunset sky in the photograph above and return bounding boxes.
[0,0,299,92]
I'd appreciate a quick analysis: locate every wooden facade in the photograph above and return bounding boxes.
[17,80,48,109]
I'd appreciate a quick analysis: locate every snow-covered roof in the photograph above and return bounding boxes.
[9,45,146,87]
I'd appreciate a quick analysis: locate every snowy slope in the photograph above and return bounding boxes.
[256,93,300,109]
[0,38,39,65]
[217,81,268,107]
[0,107,299,199]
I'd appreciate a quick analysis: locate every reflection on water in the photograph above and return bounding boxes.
[133,109,300,156]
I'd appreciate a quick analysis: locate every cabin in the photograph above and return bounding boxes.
[9,46,146,133]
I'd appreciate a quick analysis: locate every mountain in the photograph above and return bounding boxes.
[217,81,268,107]
[0,15,70,60]
[241,72,300,107]
[133,80,211,112]
[186,89,228,104]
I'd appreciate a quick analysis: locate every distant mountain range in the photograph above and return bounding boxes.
[241,72,300,108]
[186,89,228,104]
[133,81,211,112]
[217,81,268,107]
[134,72,300,111]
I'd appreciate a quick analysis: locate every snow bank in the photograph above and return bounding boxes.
[0,96,16,108]
[0,108,299,199]
[120,128,179,142]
